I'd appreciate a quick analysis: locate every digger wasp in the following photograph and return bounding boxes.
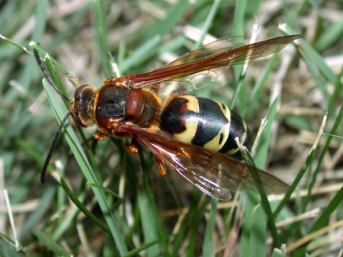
[35,34,301,200]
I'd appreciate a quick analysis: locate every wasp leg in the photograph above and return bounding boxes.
[93,131,108,141]
[154,155,167,176]
[109,121,125,133]
[124,138,139,154]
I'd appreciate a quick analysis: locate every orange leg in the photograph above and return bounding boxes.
[124,138,139,154]
[154,155,167,176]
[93,131,108,141]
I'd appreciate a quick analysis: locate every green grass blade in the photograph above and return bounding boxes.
[304,101,343,213]
[32,0,49,43]
[9,0,48,121]
[239,191,260,257]
[243,54,278,119]
[202,198,218,256]
[304,85,343,209]
[137,191,161,256]
[93,0,111,77]
[52,190,86,241]
[240,144,281,248]
[0,0,22,27]
[186,195,209,257]
[231,0,246,97]
[121,35,161,73]
[282,25,337,85]
[298,49,330,104]
[43,53,69,102]
[232,0,246,36]
[15,138,53,172]
[61,179,111,234]
[42,79,128,255]
[123,240,161,257]
[309,185,343,233]
[88,182,122,199]
[170,208,193,257]
[33,229,72,256]
[30,42,70,74]
[274,110,327,217]
[193,0,221,49]
[0,236,23,257]
[19,187,56,240]
[250,205,266,257]
[254,98,281,247]
[315,11,343,52]
[142,0,191,41]
[0,34,31,55]
[254,97,278,168]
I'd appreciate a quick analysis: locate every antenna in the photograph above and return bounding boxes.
[40,111,72,185]
[33,50,72,103]
[33,49,73,185]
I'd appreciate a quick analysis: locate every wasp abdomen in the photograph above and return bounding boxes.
[160,96,251,157]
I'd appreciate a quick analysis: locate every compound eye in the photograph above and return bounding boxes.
[74,113,87,127]
[74,85,90,104]
[74,85,96,127]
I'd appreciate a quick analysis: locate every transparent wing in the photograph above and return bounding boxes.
[156,36,245,70]
[120,123,289,201]
[124,35,301,92]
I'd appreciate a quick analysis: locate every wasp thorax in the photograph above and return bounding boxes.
[95,85,131,120]
[74,84,96,127]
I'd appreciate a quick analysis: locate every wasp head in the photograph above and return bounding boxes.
[73,85,96,127]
